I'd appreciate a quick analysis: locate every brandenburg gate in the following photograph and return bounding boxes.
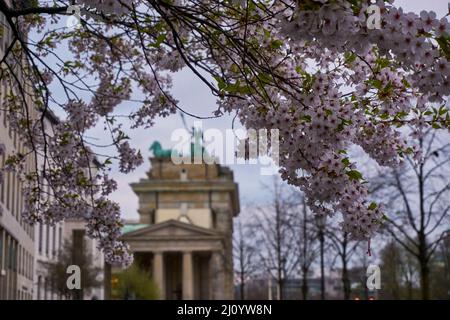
[107,141,240,300]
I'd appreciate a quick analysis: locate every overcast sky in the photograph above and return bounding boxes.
[97,0,450,221]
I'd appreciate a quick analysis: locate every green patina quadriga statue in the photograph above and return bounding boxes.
[149,141,172,158]
[149,130,213,161]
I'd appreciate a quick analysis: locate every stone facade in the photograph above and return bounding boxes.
[107,157,239,300]
[0,1,36,300]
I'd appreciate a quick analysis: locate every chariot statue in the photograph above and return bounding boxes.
[149,129,214,162]
[149,141,172,158]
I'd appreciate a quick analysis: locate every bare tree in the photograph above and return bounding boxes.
[233,217,257,300]
[379,240,419,300]
[353,244,370,300]
[328,226,359,300]
[289,193,319,300]
[252,177,298,300]
[372,131,450,299]
[430,235,450,298]
[42,238,102,300]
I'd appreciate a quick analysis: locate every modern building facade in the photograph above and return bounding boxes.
[0,2,36,300]
[32,111,105,300]
[0,128,35,300]
[1,1,105,300]
[33,220,64,300]
[107,148,240,300]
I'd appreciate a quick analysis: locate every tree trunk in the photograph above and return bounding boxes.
[419,259,430,300]
[239,238,245,300]
[418,159,430,300]
[319,231,325,300]
[363,280,369,300]
[342,258,351,300]
[275,188,283,300]
[407,281,413,300]
[301,199,309,300]
[240,273,245,300]
[277,277,284,300]
[301,268,308,300]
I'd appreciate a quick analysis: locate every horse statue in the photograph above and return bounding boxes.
[149,141,172,158]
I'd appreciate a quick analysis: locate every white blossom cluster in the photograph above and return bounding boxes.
[1,0,450,265]
[214,0,450,240]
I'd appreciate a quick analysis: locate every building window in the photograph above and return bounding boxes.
[26,252,29,279]
[11,173,15,218]
[8,238,12,269]
[180,168,188,181]
[72,229,85,266]
[52,226,56,257]
[46,224,50,256]
[44,278,48,300]
[4,235,9,270]
[0,229,3,270]
[6,171,10,210]
[8,239,17,271]
[22,247,25,276]
[28,254,31,280]
[27,252,30,279]
[25,250,28,279]
[22,249,25,277]
[38,223,43,254]
[17,245,21,275]
[37,276,42,300]
[16,179,21,222]
[59,226,62,249]
[0,153,4,204]
[13,241,17,272]
[26,251,28,279]
[212,210,217,229]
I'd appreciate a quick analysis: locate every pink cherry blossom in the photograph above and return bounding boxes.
[1,0,449,265]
